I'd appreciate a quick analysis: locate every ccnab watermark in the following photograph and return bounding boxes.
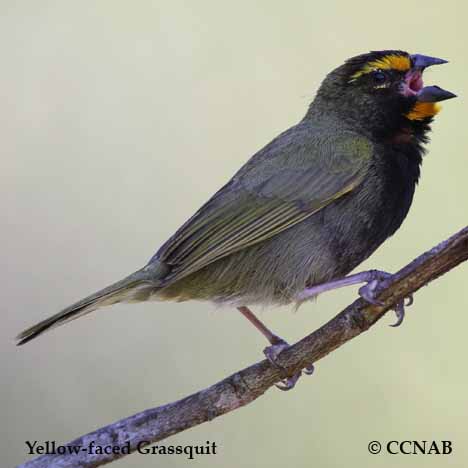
[368,440,452,455]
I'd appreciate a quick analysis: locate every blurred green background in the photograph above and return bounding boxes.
[3,1,467,467]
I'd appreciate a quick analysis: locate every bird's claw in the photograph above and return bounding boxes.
[358,280,384,306]
[263,337,290,363]
[357,271,413,327]
[405,294,414,307]
[358,270,393,306]
[389,295,412,327]
[275,372,302,391]
[263,339,315,391]
[388,293,414,327]
[389,305,404,327]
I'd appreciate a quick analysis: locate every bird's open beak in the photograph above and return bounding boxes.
[401,54,456,102]
[416,85,457,103]
[410,54,448,69]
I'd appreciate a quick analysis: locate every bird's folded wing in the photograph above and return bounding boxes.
[154,129,373,284]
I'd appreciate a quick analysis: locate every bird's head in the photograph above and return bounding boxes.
[311,50,456,138]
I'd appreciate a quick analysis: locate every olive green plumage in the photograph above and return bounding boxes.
[156,127,373,304]
[17,50,455,345]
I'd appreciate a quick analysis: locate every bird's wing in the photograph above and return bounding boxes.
[154,126,373,284]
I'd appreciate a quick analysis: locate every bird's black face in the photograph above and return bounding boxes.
[313,50,456,137]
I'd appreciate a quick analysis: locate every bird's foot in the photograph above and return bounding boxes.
[357,270,392,305]
[263,336,315,391]
[358,270,414,327]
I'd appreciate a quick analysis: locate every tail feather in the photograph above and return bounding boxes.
[16,267,156,345]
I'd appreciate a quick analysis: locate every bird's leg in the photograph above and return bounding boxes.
[237,306,314,391]
[296,269,413,327]
[237,306,284,347]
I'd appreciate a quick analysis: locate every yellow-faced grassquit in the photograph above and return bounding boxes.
[17,50,455,388]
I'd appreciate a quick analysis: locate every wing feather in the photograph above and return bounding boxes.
[153,126,373,284]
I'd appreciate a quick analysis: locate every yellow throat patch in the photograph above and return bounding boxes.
[406,102,441,121]
[350,54,411,81]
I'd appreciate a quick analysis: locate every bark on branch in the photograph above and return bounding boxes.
[17,226,468,468]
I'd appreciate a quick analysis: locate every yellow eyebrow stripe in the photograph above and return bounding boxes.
[350,54,411,80]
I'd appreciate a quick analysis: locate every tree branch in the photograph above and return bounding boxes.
[17,226,468,468]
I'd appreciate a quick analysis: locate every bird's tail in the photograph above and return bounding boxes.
[16,265,161,346]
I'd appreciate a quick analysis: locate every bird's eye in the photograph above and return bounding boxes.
[372,70,387,84]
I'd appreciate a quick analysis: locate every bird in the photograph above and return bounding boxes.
[17,50,455,389]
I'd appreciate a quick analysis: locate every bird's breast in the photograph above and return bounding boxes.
[311,145,420,280]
